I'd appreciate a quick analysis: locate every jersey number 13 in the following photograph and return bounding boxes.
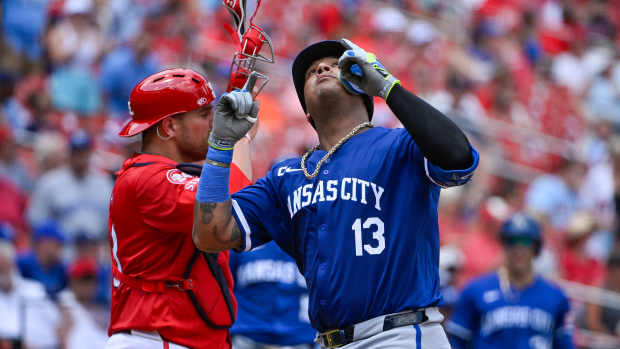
[352,217,385,256]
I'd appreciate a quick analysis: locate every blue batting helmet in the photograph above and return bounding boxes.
[499,213,542,254]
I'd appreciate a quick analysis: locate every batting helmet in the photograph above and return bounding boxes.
[499,213,542,254]
[119,68,216,137]
[292,40,373,120]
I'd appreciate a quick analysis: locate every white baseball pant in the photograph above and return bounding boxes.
[105,330,190,349]
[317,307,451,349]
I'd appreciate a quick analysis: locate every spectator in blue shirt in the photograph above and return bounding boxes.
[99,32,161,117]
[17,221,68,298]
[0,72,30,134]
[2,0,50,59]
[524,158,586,230]
[0,222,16,242]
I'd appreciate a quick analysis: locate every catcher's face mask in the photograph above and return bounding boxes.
[226,24,273,94]
[223,0,274,94]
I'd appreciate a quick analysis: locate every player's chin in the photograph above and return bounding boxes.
[513,257,532,270]
[197,143,209,159]
[180,142,209,162]
[316,81,346,98]
[190,150,208,162]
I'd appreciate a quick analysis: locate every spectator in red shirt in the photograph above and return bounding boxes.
[560,211,606,286]
[583,252,620,337]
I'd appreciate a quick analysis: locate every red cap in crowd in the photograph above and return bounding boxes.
[69,258,98,279]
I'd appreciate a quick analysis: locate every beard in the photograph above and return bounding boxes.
[177,132,210,162]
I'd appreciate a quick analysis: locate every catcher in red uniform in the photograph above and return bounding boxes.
[106,68,254,349]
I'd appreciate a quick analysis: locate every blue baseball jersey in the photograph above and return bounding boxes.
[229,241,316,345]
[231,127,479,331]
[446,272,574,349]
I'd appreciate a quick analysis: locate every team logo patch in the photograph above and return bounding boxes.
[207,82,216,99]
[166,169,194,184]
[197,97,208,106]
[184,178,200,191]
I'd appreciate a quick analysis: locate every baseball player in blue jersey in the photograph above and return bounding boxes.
[446,213,575,349]
[192,38,479,348]
[230,241,317,348]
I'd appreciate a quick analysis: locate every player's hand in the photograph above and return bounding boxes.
[209,73,259,150]
[338,38,401,100]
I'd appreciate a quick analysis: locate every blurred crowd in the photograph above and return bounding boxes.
[1,0,620,347]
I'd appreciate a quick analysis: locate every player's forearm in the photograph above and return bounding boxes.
[194,84,257,251]
[192,200,242,252]
[193,144,242,252]
[386,85,473,170]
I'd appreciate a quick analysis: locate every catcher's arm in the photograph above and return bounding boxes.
[192,75,258,253]
[193,199,242,252]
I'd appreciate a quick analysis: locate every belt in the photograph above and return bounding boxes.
[112,267,194,293]
[318,309,429,348]
[115,330,162,339]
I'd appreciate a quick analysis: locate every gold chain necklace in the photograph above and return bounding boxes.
[301,121,374,179]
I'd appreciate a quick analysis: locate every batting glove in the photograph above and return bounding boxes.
[338,38,401,100]
[209,74,259,150]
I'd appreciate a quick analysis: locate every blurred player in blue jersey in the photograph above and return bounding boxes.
[192,38,479,348]
[230,241,317,348]
[446,213,575,349]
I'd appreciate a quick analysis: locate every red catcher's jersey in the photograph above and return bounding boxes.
[107,153,251,349]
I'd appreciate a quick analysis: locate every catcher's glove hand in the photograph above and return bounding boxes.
[209,73,259,150]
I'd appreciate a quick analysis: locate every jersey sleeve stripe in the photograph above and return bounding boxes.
[445,320,472,340]
[423,146,479,187]
[424,158,449,189]
[231,199,252,252]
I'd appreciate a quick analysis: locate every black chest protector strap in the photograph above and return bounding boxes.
[183,250,236,329]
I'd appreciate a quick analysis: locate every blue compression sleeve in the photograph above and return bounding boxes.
[196,146,233,203]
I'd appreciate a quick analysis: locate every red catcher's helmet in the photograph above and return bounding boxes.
[119,68,216,137]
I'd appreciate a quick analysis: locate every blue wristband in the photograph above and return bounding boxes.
[196,147,233,203]
[206,146,233,164]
